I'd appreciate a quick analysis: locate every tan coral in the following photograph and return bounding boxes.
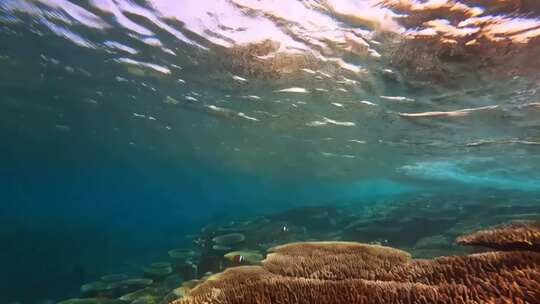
[175,266,472,304]
[456,221,540,251]
[174,257,540,303]
[172,237,540,304]
[264,241,410,280]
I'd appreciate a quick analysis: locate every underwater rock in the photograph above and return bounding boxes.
[211,233,245,245]
[173,228,540,304]
[456,220,540,251]
[223,250,263,265]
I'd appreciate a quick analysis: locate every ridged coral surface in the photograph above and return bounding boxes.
[173,223,540,304]
[456,221,540,251]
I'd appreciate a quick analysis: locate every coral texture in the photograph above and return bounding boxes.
[456,221,540,251]
[173,224,540,304]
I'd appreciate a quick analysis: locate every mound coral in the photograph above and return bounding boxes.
[264,241,410,280]
[173,223,540,304]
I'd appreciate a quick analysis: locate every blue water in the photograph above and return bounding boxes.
[1,0,540,303]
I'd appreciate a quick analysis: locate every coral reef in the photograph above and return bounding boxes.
[456,220,540,251]
[56,198,540,304]
[174,237,540,304]
[264,242,410,280]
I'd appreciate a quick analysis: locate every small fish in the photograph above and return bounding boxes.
[232,255,244,263]
[224,250,263,265]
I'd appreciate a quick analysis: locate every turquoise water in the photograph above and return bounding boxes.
[1,1,540,303]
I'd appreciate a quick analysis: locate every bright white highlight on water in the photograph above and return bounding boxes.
[380,96,415,102]
[276,87,309,93]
